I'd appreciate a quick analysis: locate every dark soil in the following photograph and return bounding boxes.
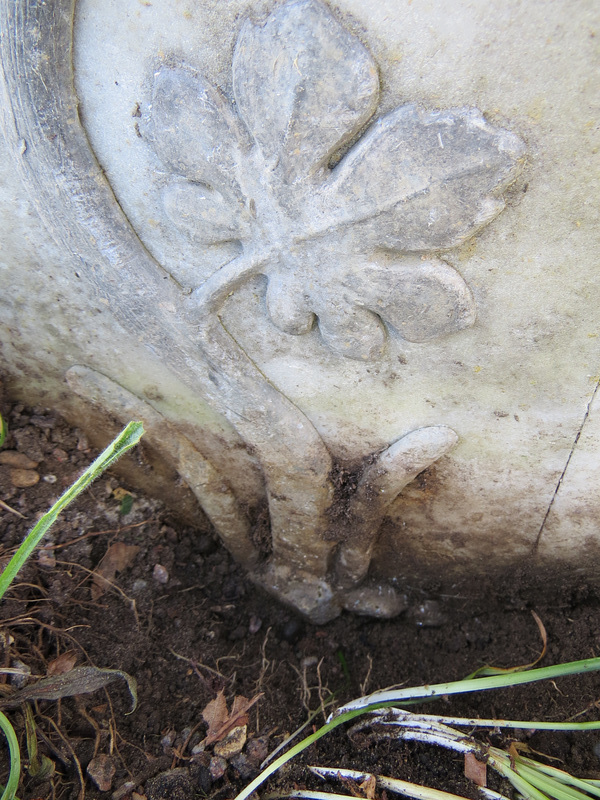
[1,402,600,800]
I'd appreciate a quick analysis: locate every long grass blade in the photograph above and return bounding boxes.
[333,659,600,718]
[370,710,600,732]
[0,711,20,800]
[0,413,7,448]
[0,422,144,601]
[310,766,475,800]
[518,760,600,800]
[513,762,594,800]
[489,756,551,800]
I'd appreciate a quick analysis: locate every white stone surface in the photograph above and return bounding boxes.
[1,0,599,617]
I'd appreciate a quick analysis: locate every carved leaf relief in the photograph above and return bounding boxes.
[232,0,379,182]
[144,0,525,360]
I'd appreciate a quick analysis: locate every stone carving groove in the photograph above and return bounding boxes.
[0,0,525,622]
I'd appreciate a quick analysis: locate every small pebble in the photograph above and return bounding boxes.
[214,725,247,758]
[209,756,227,781]
[0,451,38,469]
[153,564,169,584]
[87,754,116,792]
[249,614,262,634]
[10,468,40,488]
[38,545,56,569]
[230,753,254,779]
[246,736,269,765]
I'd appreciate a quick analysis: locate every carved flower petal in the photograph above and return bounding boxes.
[146,66,245,198]
[162,180,248,244]
[314,105,525,250]
[266,273,315,335]
[264,254,473,359]
[232,0,379,183]
[315,302,386,361]
[264,267,385,359]
[342,255,476,342]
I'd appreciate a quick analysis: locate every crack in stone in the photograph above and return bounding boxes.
[533,377,600,553]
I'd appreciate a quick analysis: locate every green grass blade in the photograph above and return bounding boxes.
[514,763,594,800]
[518,761,600,799]
[381,712,600,732]
[310,766,483,800]
[0,711,20,800]
[379,775,488,800]
[0,422,144,602]
[234,706,371,800]
[237,658,600,800]
[489,754,551,800]
[0,413,7,448]
[502,770,550,800]
[334,658,600,716]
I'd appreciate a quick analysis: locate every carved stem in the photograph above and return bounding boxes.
[65,366,260,568]
[335,426,459,587]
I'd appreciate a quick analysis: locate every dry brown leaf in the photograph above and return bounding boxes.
[202,692,263,745]
[0,665,137,712]
[359,775,377,799]
[230,694,251,727]
[465,752,487,787]
[113,487,135,501]
[47,651,78,676]
[202,689,229,739]
[91,542,140,600]
[340,777,362,798]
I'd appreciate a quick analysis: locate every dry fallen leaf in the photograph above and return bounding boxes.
[112,487,136,501]
[359,775,377,800]
[201,691,263,745]
[47,651,78,676]
[91,542,140,600]
[202,689,229,739]
[464,752,487,787]
[0,665,137,712]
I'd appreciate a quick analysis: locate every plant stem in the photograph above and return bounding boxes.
[0,421,144,601]
[0,711,20,800]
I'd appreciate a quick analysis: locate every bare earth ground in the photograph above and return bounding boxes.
[1,401,600,800]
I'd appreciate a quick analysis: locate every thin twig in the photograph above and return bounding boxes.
[0,499,26,519]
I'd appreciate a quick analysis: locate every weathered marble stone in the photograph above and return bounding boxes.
[0,0,599,620]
